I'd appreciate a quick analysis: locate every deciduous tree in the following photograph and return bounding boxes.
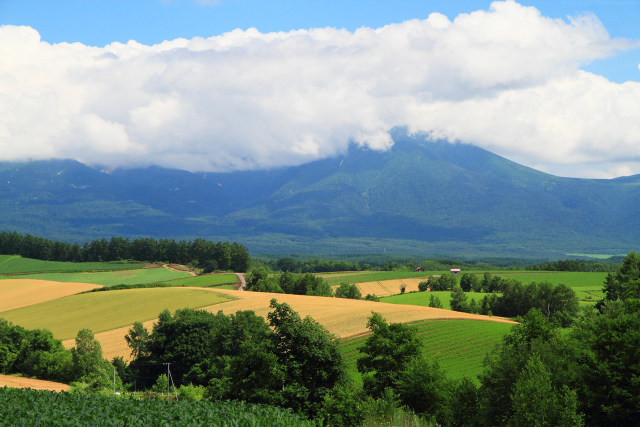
[357,312,422,398]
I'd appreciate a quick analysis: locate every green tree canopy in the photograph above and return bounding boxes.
[335,283,362,299]
[571,299,640,425]
[450,285,470,312]
[357,312,422,398]
[267,299,344,416]
[603,251,640,301]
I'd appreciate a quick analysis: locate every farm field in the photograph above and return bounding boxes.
[0,267,191,287]
[0,375,70,392]
[337,278,428,297]
[163,273,238,287]
[354,271,607,303]
[0,287,234,341]
[215,284,236,289]
[0,279,102,312]
[73,288,516,361]
[0,388,314,426]
[0,255,144,274]
[381,291,487,310]
[489,271,608,287]
[319,270,436,286]
[491,271,607,303]
[339,319,513,382]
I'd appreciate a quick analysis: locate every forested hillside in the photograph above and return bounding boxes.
[2,130,639,257]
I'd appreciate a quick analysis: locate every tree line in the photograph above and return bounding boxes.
[244,269,334,296]
[417,272,579,326]
[122,300,342,418]
[0,231,250,272]
[259,255,620,275]
[0,319,122,392]
[527,258,618,272]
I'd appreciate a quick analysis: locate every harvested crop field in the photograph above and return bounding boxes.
[80,288,516,361]
[2,287,234,341]
[320,271,434,286]
[0,279,102,312]
[339,278,431,297]
[0,375,70,392]
[65,318,159,361]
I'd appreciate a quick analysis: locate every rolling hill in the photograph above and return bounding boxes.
[1,129,639,257]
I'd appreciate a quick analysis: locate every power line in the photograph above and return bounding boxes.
[163,362,179,401]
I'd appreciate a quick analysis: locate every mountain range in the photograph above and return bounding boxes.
[1,130,639,259]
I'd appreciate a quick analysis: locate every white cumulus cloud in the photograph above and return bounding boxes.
[0,0,638,177]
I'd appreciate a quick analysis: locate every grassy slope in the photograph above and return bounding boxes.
[164,274,238,287]
[489,271,607,287]
[339,319,513,383]
[0,268,191,286]
[491,271,607,302]
[0,255,144,274]
[0,288,233,340]
[381,291,487,310]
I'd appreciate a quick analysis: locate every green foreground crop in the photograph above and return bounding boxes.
[0,387,314,426]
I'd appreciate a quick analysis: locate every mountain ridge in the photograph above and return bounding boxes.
[1,132,639,258]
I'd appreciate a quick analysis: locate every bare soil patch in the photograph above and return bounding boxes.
[0,375,70,392]
[0,279,102,312]
[163,264,197,276]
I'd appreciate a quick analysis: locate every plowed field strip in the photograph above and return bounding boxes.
[0,279,102,312]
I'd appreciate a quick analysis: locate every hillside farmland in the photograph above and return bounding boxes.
[40,287,517,361]
[0,279,102,312]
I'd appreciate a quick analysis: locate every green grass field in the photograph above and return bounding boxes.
[0,288,234,340]
[489,271,607,303]
[0,255,145,274]
[380,291,487,310]
[372,271,608,303]
[339,319,514,383]
[489,271,608,288]
[163,274,238,287]
[0,268,191,287]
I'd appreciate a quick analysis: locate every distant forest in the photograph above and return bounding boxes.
[261,256,618,273]
[0,230,619,275]
[0,231,250,272]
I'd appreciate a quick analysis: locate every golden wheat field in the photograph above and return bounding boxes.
[0,375,71,392]
[76,287,516,361]
[0,279,102,312]
[3,287,232,341]
[338,278,428,297]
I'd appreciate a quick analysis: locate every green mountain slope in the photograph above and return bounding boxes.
[1,131,638,257]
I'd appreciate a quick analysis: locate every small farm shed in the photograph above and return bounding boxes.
[450,268,461,274]
[415,267,424,272]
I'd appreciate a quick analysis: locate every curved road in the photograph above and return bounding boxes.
[235,273,246,291]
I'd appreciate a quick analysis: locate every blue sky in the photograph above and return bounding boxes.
[1,1,639,177]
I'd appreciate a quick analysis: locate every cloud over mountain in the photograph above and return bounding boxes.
[0,1,638,177]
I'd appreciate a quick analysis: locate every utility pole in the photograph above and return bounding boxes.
[113,366,116,395]
[163,362,179,401]
[164,363,170,401]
